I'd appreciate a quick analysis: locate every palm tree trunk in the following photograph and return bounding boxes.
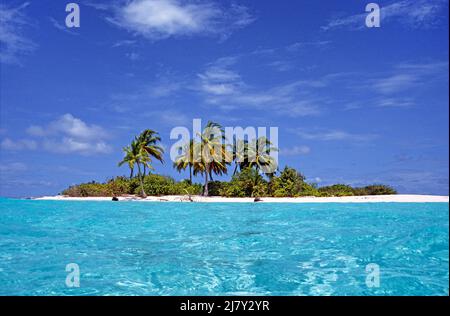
[130,168,134,179]
[189,164,192,184]
[136,163,146,198]
[203,165,209,196]
[233,163,239,176]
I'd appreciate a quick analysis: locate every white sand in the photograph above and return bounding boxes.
[34,194,449,203]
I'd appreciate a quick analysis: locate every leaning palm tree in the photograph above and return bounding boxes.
[196,121,231,196]
[118,139,147,197]
[119,130,164,198]
[173,139,195,184]
[136,129,164,176]
[119,144,137,179]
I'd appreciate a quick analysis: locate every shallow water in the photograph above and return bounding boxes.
[0,198,448,295]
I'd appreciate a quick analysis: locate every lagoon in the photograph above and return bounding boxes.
[0,199,448,295]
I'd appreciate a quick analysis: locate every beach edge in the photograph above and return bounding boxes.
[32,194,450,203]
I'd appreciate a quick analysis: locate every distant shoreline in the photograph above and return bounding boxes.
[33,194,450,203]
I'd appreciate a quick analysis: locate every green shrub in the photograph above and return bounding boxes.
[354,184,397,195]
[61,167,396,198]
[62,181,112,197]
[106,176,132,196]
[173,180,203,195]
[318,184,354,197]
[269,166,305,197]
[297,182,320,197]
[272,188,287,197]
[207,181,226,196]
[219,182,246,197]
[252,182,268,198]
[140,174,176,196]
[216,167,268,197]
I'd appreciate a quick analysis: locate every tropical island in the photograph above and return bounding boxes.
[55,123,401,200]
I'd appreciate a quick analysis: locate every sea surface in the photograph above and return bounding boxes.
[0,198,448,295]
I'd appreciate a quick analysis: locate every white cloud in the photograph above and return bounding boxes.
[149,80,183,97]
[42,138,111,154]
[285,40,332,52]
[280,145,311,156]
[196,57,324,117]
[267,60,295,72]
[0,2,36,64]
[292,129,378,142]
[106,0,254,40]
[112,39,137,47]
[198,64,243,96]
[23,114,112,155]
[49,17,78,35]
[329,60,448,111]
[28,114,108,140]
[373,74,418,94]
[376,98,415,108]
[372,61,448,95]
[0,138,37,151]
[322,0,448,31]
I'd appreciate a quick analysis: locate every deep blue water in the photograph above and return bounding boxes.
[0,198,448,296]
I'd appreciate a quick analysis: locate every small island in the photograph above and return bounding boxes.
[38,125,447,203]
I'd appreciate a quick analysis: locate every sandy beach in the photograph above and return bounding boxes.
[34,194,449,203]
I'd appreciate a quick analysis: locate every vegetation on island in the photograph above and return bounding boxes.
[61,123,397,198]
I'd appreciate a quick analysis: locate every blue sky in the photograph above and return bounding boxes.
[0,0,448,197]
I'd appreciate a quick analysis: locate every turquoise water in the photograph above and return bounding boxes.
[0,198,448,296]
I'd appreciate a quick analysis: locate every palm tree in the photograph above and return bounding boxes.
[119,144,137,179]
[173,139,195,184]
[232,138,250,176]
[118,139,147,197]
[196,121,231,196]
[247,136,278,176]
[119,130,164,198]
[137,129,164,176]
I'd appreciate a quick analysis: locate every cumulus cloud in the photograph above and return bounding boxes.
[42,138,111,154]
[27,114,108,140]
[26,114,111,154]
[101,0,254,40]
[0,114,113,155]
[0,2,36,64]
[106,0,254,40]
